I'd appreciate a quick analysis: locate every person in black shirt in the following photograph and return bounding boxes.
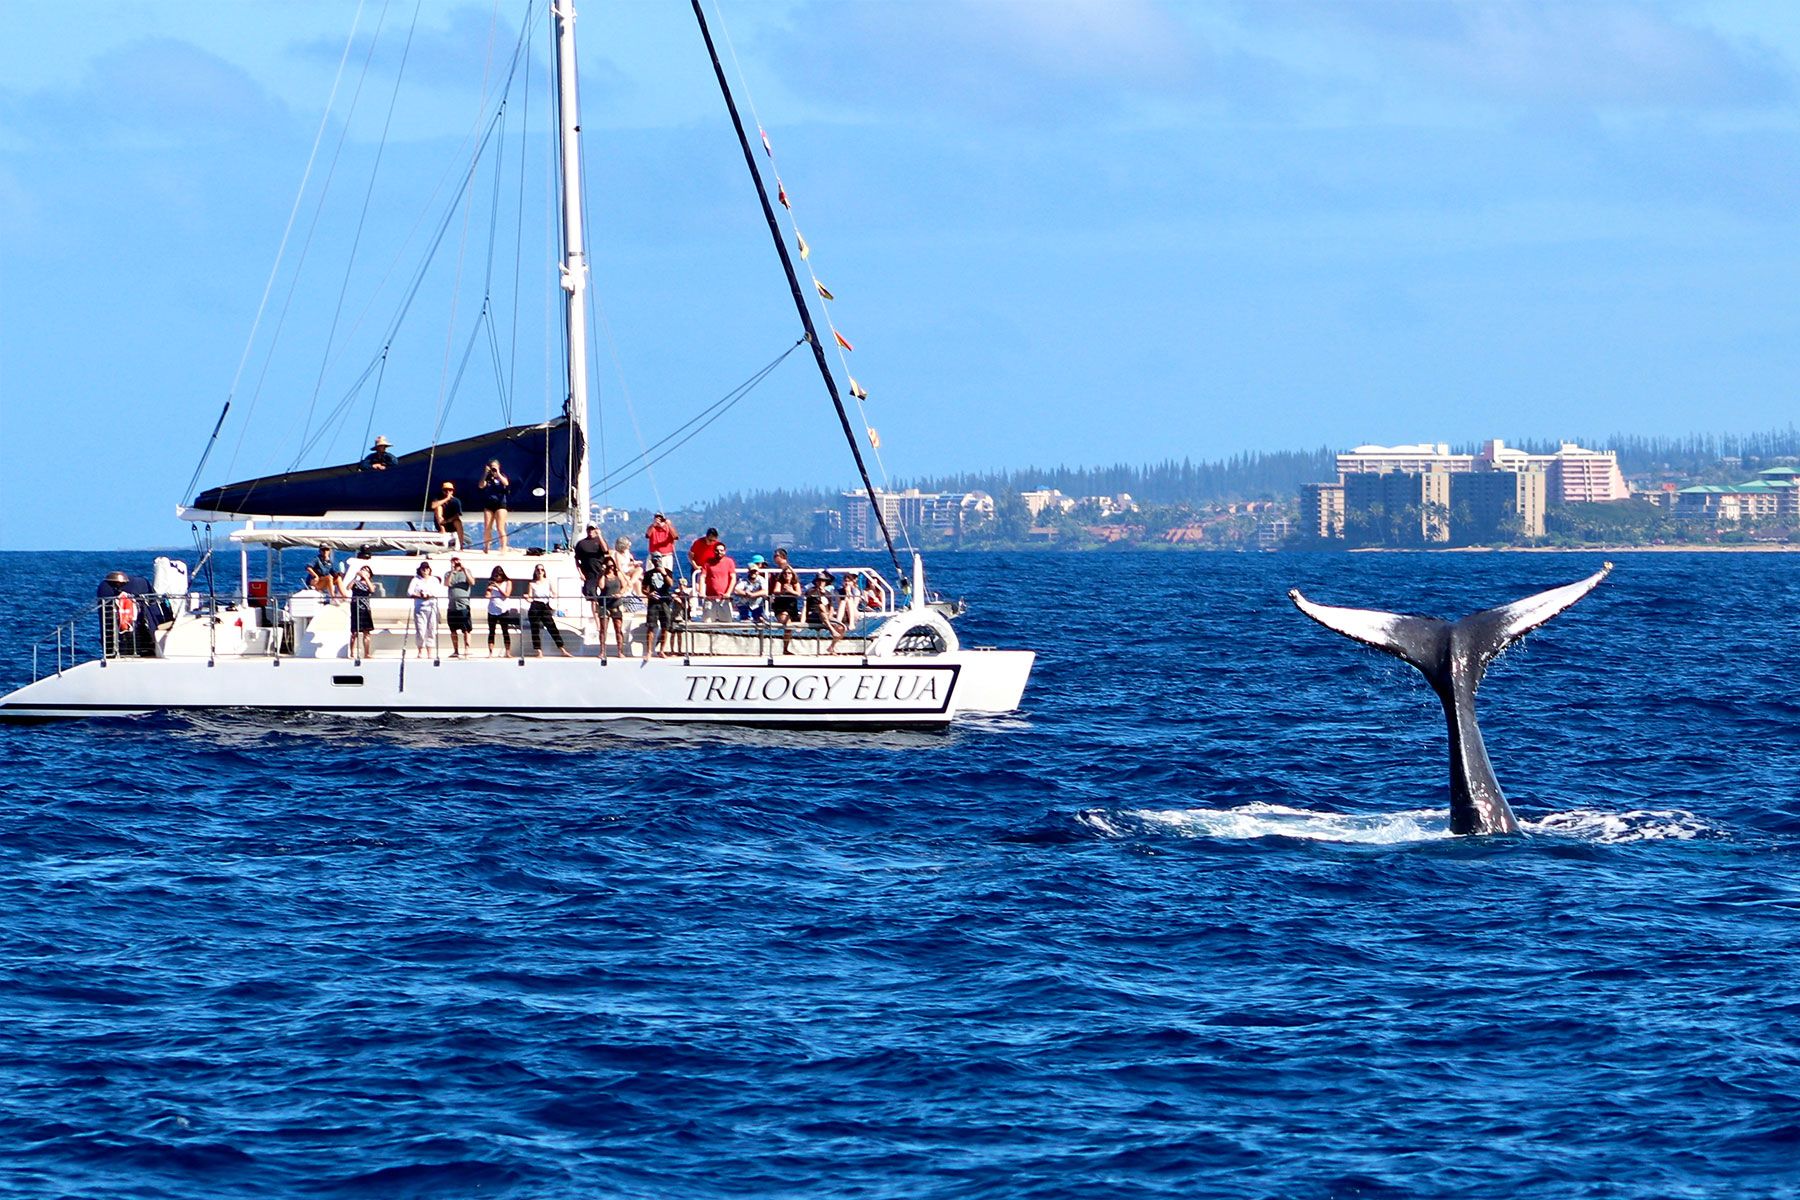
[363,435,396,470]
[573,524,608,635]
[642,561,677,659]
[430,481,465,548]
[478,459,510,550]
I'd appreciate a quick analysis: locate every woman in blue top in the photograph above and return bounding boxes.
[479,460,511,552]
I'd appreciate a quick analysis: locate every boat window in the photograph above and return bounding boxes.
[331,675,365,686]
[895,625,946,655]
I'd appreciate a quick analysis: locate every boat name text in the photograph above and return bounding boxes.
[683,671,946,706]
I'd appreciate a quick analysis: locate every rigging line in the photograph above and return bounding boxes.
[234,2,396,482]
[711,3,909,555]
[484,305,509,420]
[421,0,510,518]
[359,349,391,453]
[293,0,410,467]
[589,347,797,494]
[307,23,533,408]
[712,7,907,557]
[691,0,904,579]
[432,315,495,443]
[185,0,367,504]
[290,351,388,463]
[505,2,538,426]
[589,340,802,492]
[590,299,659,509]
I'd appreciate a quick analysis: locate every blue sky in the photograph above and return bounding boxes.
[3,1,1798,550]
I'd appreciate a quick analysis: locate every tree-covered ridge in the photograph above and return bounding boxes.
[898,448,1339,505]
[1462,427,1800,475]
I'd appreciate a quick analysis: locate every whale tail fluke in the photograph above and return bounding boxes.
[1287,563,1612,836]
[1452,563,1613,669]
[1287,562,1612,681]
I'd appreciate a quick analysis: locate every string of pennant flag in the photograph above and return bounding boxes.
[761,125,880,451]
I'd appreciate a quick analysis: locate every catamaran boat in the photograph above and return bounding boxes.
[0,1,1032,726]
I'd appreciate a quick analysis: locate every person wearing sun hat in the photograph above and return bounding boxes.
[362,435,396,470]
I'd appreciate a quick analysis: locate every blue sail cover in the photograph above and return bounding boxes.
[188,420,580,519]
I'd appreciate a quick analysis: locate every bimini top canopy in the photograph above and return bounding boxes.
[226,529,458,552]
[182,420,581,523]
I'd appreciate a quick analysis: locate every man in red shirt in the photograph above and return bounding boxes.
[701,541,737,622]
[688,527,720,575]
[644,512,678,571]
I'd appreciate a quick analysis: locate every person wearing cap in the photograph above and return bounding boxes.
[700,540,737,622]
[644,512,678,571]
[95,570,135,657]
[573,524,609,639]
[363,436,397,470]
[478,459,510,551]
[443,556,474,658]
[430,481,465,549]
[735,554,769,624]
[640,556,678,658]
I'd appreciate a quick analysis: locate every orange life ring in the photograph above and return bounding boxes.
[116,594,138,631]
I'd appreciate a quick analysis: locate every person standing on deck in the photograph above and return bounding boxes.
[595,553,628,660]
[408,561,443,655]
[702,542,737,622]
[478,460,510,551]
[644,513,678,571]
[526,565,572,657]
[348,565,376,660]
[443,556,474,659]
[688,527,721,578]
[642,559,678,658]
[485,567,517,657]
[574,524,607,629]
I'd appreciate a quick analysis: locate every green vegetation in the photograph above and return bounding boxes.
[672,428,1800,551]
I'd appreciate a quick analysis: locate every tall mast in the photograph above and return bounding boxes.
[552,0,591,526]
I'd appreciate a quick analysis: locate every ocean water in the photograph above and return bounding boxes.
[1,548,1797,1199]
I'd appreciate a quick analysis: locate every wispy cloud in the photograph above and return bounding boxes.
[758,0,1216,123]
[1247,0,1796,111]
[0,37,293,150]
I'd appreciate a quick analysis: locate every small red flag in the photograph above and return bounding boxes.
[777,181,790,210]
[834,330,854,352]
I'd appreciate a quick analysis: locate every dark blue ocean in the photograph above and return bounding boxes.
[1,549,1797,1199]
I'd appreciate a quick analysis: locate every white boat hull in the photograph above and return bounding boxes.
[0,650,1033,727]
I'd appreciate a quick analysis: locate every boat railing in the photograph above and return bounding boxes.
[25,593,195,681]
[681,564,896,616]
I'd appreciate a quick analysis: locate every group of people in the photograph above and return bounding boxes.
[583,516,883,656]
[298,505,885,661]
[363,437,513,552]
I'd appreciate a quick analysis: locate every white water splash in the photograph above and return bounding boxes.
[1080,803,1453,845]
[1525,808,1722,843]
[1079,803,1726,845]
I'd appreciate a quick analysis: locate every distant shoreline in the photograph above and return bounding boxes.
[1347,544,1800,554]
